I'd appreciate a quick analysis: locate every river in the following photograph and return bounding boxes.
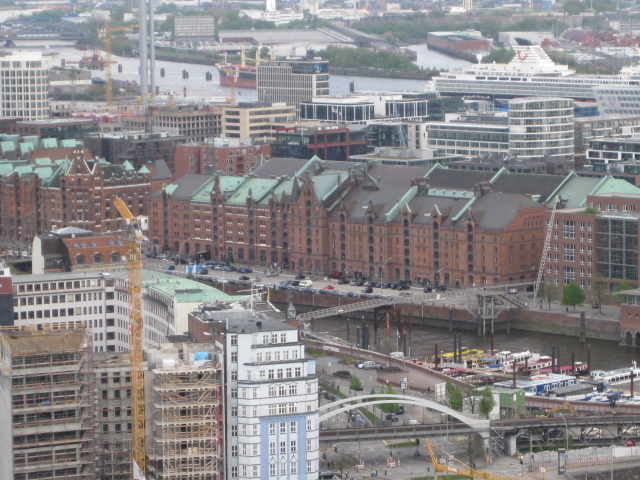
[313,316,639,373]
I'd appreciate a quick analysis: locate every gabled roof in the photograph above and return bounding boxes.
[491,172,567,202]
[164,174,213,200]
[427,167,494,190]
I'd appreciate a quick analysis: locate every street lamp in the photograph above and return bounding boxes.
[557,411,569,470]
[381,257,392,296]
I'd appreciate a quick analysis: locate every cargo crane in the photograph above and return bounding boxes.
[104,21,139,105]
[424,439,519,480]
[113,196,147,477]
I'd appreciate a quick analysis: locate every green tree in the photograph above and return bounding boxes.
[478,387,496,418]
[592,272,608,313]
[615,280,634,303]
[379,383,399,414]
[446,380,463,412]
[466,434,485,468]
[349,375,362,392]
[562,282,586,311]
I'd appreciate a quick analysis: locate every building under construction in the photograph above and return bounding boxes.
[146,339,224,480]
[0,329,96,480]
[94,354,138,480]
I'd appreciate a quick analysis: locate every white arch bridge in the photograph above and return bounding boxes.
[319,394,490,439]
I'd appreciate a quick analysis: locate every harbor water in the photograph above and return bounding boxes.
[313,315,639,373]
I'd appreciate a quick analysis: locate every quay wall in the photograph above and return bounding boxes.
[512,309,621,342]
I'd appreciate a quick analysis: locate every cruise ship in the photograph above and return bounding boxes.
[433,42,640,101]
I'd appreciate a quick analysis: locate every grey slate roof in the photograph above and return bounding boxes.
[426,167,495,190]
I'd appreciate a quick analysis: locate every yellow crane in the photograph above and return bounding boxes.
[113,196,146,477]
[424,439,519,480]
[104,21,139,106]
[218,65,238,106]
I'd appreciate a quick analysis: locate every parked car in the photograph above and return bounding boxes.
[205,261,217,267]
[156,254,167,259]
[381,283,393,289]
[363,281,373,287]
[145,252,156,258]
[361,287,373,294]
[199,268,209,275]
[164,265,175,271]
[239,276,250,281]
[592,303,600,309]
[385,413,399,422]
[238,268,253,273]
[423,287,434,293]
[295,275,306,280]
[525,284,535,292]
[337,278,349,285]
[323,285,335,290]
[398,291,412,297]
[346,292,358,298]
[358,361,376,369]
[436,285,447,292]
[328,271,343,279]
[265,270,278,277]
[507,287,518,294]
[377,366,402,373]
[396,405,405,415]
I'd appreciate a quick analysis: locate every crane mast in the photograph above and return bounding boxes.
[113,196,146,476]
[533,197,558,304]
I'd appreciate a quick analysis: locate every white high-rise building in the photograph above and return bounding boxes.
[195,310,320,480]
[265,0,276,12]
[0,51,49,120]
[508,97,574,160]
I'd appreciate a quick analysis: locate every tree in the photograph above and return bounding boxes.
[592,272,608,313]
[562,282,586,311]
[334,451,357,477]
[466,434,485,469]
[615,280,634,303]
[379,383,399,414]
[478,387,496,419]
[349,375,362,392]
[445,380,463,412]
[541,283,557,310]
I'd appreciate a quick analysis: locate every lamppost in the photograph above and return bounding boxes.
[381,257,392,296]
[558,411,569,472]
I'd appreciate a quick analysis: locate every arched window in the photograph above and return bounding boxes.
[93,253,103,264]
[110,252,121,263]
[238,248,245,260]
[75,254,85,265]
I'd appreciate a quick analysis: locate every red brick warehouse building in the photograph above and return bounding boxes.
[0,149,150,242]
[149,159,615,287]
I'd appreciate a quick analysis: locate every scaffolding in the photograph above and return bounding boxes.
[147,356,223,480]
[5,329,96,480]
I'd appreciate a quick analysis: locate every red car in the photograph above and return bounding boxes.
[323,285,335,290]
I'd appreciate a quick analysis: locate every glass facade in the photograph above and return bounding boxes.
[596,216,639,281]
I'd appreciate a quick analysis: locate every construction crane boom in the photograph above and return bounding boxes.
[425,439,519,480]
[219,65,238,106]
[104,22,139,106]
[113,196,146,476]
[533,197,558,303]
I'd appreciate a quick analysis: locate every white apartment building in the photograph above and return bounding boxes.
[0,51,49,120]
[198,310,319,480]
[10,270,242,352]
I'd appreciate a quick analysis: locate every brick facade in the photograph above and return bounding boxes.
[173,142,271,179]
[0,149,150,242]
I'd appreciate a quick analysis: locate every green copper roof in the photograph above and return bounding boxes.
[225,177,279,205]
[164,184,178,195]
[1,141,15,153]
[41,138,58,149]
[191,177,215,202]
[142,269,247,303]
[138,165,151,174]
[60,139,81,147]
[22,136,39,146]
[19,142,34,156]
[34,157,52,165]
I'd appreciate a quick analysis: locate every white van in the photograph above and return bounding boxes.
[298,280,313,288]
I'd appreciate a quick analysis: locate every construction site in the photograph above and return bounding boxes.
[146,340,224,480]
[0,329,96,480]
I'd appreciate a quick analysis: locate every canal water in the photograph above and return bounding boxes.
[313,316,639,373]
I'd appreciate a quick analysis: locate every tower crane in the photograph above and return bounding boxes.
[113,196,147,477]
[104,22,139,106]
[218,65,238,106]
[424,439,519,480]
